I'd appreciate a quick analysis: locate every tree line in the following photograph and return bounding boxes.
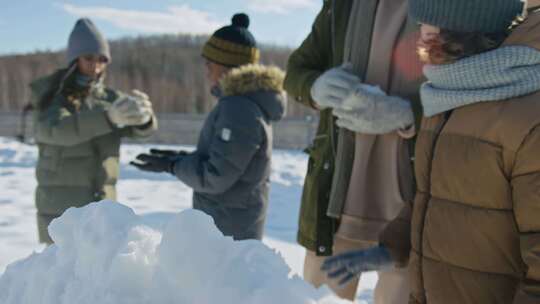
[0,34,314,118]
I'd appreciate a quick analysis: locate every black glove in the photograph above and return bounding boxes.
[148,149,188,157]
[130,149,187,174]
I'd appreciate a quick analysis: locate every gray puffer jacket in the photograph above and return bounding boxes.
[174,64,287,240]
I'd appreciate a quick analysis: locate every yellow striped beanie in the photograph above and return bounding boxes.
[202,13,260,67]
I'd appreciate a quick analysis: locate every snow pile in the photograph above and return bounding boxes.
[0,202,348,304]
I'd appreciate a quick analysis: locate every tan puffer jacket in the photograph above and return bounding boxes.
[381,12,540,304]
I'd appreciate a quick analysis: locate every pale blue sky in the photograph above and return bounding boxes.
[0,0,321,55]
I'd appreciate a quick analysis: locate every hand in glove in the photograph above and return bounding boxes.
[333,83,414,134]
[129,89,155,126]
[310,63,360,109]
[107,90,153,128]
[147,149,189,157]
[130,149,187,174]
[321,245,394,287]
[131,89,149,100]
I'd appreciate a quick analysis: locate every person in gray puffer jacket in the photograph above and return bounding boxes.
[132,13,287,240]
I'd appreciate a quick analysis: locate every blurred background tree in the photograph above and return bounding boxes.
[0,34,313,118]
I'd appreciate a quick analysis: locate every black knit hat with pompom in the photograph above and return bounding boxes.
[202,13,260,67]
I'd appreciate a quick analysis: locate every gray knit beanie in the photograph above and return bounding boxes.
[67,18,111,64]
[409,0,525,33]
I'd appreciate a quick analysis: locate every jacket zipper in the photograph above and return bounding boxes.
[419,110,453,298]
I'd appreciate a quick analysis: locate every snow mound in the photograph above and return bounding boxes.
[0,202,348,304]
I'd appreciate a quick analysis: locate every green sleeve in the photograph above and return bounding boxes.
[33,98,114,147]
[283,1,332,109]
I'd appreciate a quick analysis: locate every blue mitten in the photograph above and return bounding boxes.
[321,245,394,287]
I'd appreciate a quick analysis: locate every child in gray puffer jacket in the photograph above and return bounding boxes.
[133,14,287,240]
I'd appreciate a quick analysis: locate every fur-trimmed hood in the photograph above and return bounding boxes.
[219,64,287,121]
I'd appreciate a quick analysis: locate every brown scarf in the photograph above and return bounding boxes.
[328,0,414,243]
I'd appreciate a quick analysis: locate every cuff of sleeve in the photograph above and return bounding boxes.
[397,124,416,139]
[381,244,410,268]
[379,220,411,268]
[169,158,178,175]
[302,75,321,110]
[132,115,158,138]
[104,112,120,130]
[171,154,189,177]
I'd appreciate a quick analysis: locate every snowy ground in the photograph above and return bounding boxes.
[0,137,377,303]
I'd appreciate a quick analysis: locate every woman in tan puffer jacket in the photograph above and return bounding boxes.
[322,1,540,303]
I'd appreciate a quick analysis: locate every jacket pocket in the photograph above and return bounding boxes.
[298,133,334,251]
[304,134,330,175]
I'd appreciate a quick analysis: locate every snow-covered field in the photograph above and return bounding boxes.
[0,137,377,303]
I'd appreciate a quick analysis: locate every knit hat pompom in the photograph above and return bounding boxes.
[232,13,250,29]
[201,13,259,67]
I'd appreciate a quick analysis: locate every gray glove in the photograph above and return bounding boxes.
[107,90,153,128]
[321,245,394,287]
[333,83,414,134]
[310,63,360,109]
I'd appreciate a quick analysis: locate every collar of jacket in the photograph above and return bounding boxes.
[218,64,285,97]
[30,67,107,104]
[62,67,107,99]
[210,85,222,98]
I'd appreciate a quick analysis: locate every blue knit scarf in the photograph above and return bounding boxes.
[421,46,540,117]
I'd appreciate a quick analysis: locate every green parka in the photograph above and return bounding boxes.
[284,0,352,256]
[284,0,423,255]
[31,69,157,237]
